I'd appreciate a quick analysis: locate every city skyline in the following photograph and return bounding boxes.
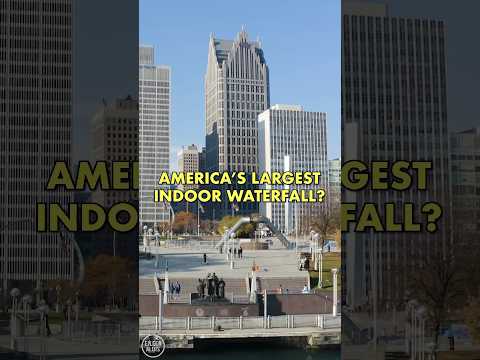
[139,0,341,171]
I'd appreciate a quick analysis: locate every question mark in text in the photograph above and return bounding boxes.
[316,189,326,202]
[422,203,442,232]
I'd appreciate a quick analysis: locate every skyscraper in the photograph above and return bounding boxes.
[342,3,450,308]
[0,0,76,296]
[451,128,480,245]
[178,144,200,190]
[91,96,138,207]
[205,28,270,217]
[139,45,170,228]
[258,105,328,234]
[328,158,341,210]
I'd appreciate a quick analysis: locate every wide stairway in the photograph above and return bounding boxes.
[255,276,308,293]
[139,277,158,295]
[159,277,248,296]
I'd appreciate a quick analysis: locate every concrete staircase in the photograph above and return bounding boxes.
[160,277,248,296]
[139,277,157,295]
[256,277,308,293]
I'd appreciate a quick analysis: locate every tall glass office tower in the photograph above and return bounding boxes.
[139,45,170,228]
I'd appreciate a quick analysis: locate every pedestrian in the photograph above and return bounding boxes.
[234,248,237,258]
[302,284,309,294]
[218,278,225,299]
[203,253,207,264]
[239,247,243,258]
[175,281,181,294]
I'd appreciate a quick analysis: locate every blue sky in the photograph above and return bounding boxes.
[140,0,340,170]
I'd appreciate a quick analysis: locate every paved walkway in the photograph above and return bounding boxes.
[140,246,308,279]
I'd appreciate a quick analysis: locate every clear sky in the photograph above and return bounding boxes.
[140,0,340,171]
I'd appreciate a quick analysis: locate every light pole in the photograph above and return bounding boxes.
[331,268,338,316]
[318,250,324,288]
[37,301,49,359]
[142,225,148,252]
[230,233,235,269]
[55,284,61,313]
[22,294,32,334]
[10,288,20,349]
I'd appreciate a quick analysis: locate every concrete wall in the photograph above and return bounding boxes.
[265,294,332,315]
[139,294,159,316]
[164,303,259,317]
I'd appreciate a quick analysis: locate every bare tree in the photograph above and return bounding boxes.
[406,251,466,358]
[310,206,340,250]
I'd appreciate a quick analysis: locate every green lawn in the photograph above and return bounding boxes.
[308,252,341,289]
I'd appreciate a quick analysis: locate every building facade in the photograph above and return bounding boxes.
[0,0,75,295]
[328,158,341,210]
[139,45,170,228]
[258,105,328,234]
[451,128,480,245]
[91,96,138,207]
[178,144,200,190]
[342,3,451,308]
[205,28,270,217]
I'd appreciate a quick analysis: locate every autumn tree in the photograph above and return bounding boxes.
[81,255,135,309]
[171,211,196,234]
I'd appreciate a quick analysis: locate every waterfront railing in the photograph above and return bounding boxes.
[139,314,341,331]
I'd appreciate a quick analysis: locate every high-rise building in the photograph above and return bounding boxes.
[451,128,480,244]
[258,105,328,234]
[342,3,450,308]
[0,0,76,295]
[91,96,138,207]
[328,158,341,210]
[199,146,207,172]
[205,28,270,217]
[178,144,200,190]
[139,45,170,228]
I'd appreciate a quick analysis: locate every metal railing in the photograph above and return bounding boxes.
[140,314,341,331]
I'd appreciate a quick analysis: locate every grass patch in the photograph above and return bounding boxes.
[308,252,341,289]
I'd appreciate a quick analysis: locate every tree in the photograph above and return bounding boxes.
[200,219,218,235]
[171,211,196,234]
[406,251,466,358]
[310,207,340,250]
[81,255,135,309]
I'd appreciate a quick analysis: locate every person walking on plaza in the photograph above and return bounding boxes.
[203,253,207,264]
[239,247,243,258]
[218,279,226,299]
[234,247,237,258]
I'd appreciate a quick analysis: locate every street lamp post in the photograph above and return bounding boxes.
[55,284,61,313]
[331,268,338,316]
[230,233,235,269]
[318,250,323,288]
[22,294,32,335]
[10,288,20,349]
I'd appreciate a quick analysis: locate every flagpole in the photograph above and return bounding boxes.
[197,200,200,236]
